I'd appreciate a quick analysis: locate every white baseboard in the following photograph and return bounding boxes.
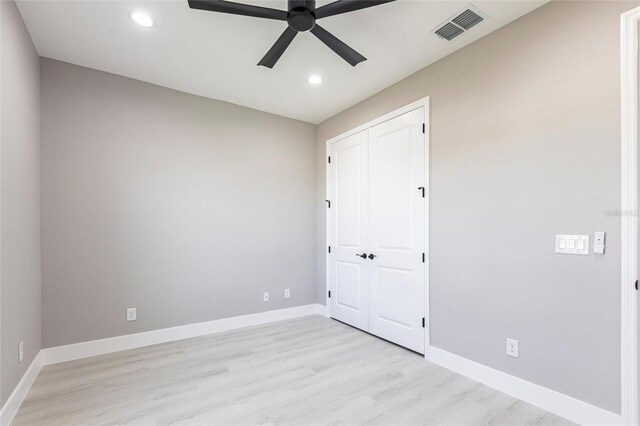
[2,310,620,426]
[1,304,322,425]
[0,352,43,426]
[427,346,623,426]
[315,303,328,317]
[42,304,322,365]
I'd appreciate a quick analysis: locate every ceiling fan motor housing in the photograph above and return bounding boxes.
[287,0,316,32]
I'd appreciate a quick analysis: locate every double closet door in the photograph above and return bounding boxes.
[328,108,426,354]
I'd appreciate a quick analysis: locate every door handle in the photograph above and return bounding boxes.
[356,253,368,259]
[368,254,377,260]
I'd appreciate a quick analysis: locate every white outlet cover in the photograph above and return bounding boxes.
[263,292,270,302]
[284,289,291,299]
[126,308,137,321]
[506,338,519,358]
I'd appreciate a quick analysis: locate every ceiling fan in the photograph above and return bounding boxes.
[187,0,395,68]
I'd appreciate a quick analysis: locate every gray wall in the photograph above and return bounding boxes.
[316,0,635,414]
[1,0,42,407]
[41,59,317,348]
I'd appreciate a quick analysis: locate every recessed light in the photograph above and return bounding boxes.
[130,11,154,28]
[308,75,322,85]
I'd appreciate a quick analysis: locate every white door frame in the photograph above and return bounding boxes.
[325,97,430,354]
[621,6,639,426]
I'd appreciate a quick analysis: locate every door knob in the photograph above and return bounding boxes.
[356,253,368,259]
[368,254,377,260]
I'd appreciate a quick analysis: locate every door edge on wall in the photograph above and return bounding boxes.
[324,96,430,355]
[620,6,640,425]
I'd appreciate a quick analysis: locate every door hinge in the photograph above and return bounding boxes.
[422,253,425,263]
[422,317,426,328]
[328,156,331,164]
[328,290,331,298]
[325,199,331,208]
[418,187,425,198]
[422,123,425,134]
[328,246,331,253]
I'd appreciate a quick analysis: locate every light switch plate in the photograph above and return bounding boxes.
[594,232,605,255]
[556,235,589,255]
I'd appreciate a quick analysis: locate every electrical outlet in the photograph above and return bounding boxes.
[126,308,137,321]
[18,341,24,363]
[506,338,519,358]
[284,289,291,299]
[263,292,270,302]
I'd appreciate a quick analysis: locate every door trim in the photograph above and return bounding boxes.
[621,7,639,425]
[325,97,430,356]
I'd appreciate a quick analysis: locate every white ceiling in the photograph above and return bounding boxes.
[17,0,546,123]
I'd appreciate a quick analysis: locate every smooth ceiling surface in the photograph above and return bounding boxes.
[17,0,547,123]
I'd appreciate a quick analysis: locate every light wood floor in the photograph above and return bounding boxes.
[13,315,572,426]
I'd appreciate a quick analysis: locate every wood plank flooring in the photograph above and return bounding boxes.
[13,315,573,425]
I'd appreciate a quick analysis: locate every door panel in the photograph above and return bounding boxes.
[335,143,363,248]
[329,130,369,331]
[376,126,413,250]
[335,261,363,310]
[368,108,425,353]
[377,267,413,327]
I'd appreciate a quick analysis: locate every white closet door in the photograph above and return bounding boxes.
[367,108,425,353]
[329,130,369,331]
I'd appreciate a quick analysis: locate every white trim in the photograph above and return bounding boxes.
[621,7,640,426]
[0,304,323,425]
[41,304,321,365]
[324,97,431,354]
[423,100,431,358]
[0,306,623,426]
[428,346,623,426]
[325,134,331,310]
[315,303,328,317]
[325,97,431,145]
[1,304,323,425]
[0,352,43,426]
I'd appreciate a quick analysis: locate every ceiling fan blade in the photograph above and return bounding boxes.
[188,0,288,20]
[314,0,395,19]
[310,24,366,67]
[258,27,298,68]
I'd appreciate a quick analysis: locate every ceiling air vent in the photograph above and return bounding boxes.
[435,23,464,41]
[452,9,483,30]
[432,5,487,41]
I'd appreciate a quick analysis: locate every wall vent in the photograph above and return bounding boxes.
[432,5,487,41]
